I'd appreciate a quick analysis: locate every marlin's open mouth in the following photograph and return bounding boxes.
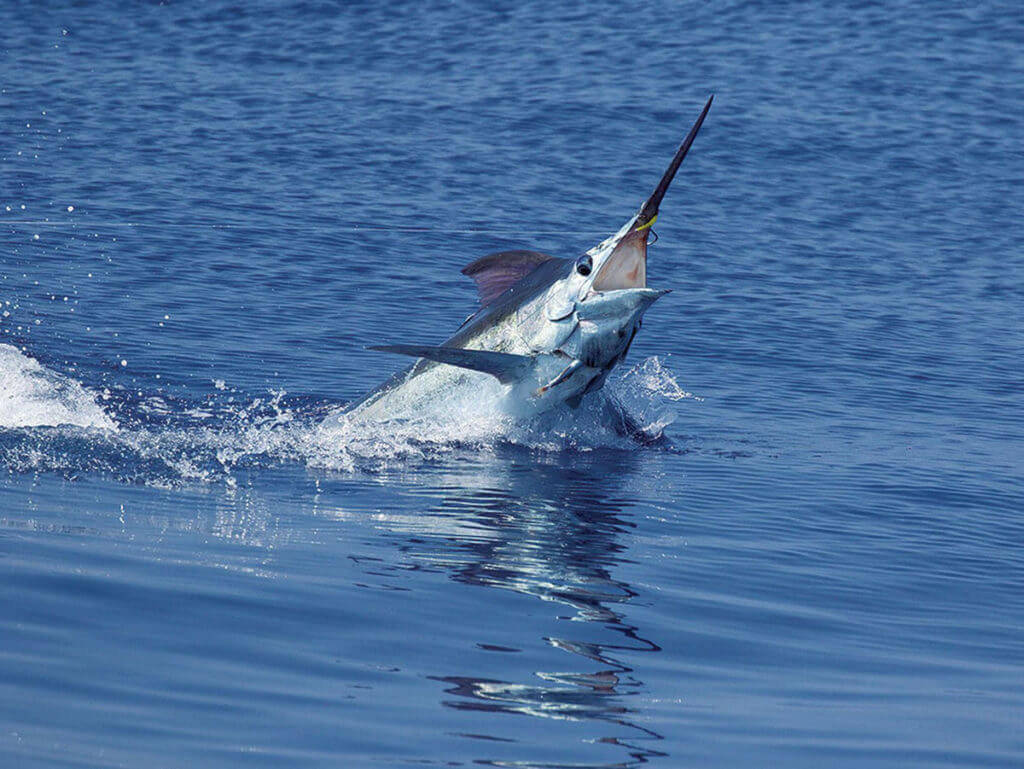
[590,227,649,293]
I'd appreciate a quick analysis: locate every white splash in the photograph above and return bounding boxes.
[609,356,700,438]
[313,355,691,465]
[618,356,699,402]
[0,343,116,430]
[0,354,694,484]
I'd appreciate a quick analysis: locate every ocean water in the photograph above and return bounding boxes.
[2,1,1023,766]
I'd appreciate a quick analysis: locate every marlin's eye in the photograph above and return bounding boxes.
[575,256,592,276]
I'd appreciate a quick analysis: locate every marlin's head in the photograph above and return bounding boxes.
[550,96,713,374]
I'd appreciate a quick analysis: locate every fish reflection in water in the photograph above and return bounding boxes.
[377,451,667,767]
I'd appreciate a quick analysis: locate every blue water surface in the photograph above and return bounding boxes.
[2,1,1023,767]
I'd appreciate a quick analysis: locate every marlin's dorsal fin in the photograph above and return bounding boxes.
[368,344,535,385]
[461,250,557,307]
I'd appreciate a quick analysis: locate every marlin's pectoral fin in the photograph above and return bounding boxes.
[536,358,583,395]
[368,345,535,385]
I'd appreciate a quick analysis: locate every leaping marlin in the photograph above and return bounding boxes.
[346,97,713,434]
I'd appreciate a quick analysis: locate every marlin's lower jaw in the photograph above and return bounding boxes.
[576,286,670,322]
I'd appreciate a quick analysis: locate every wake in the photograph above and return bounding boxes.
[0,343,696,485]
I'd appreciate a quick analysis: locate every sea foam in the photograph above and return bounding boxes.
[0,343,116,430]
[0,351,691,484]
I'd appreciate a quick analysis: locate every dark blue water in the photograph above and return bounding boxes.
[3,2,1023,766]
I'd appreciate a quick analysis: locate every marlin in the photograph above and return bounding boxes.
[346,96,713,436]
